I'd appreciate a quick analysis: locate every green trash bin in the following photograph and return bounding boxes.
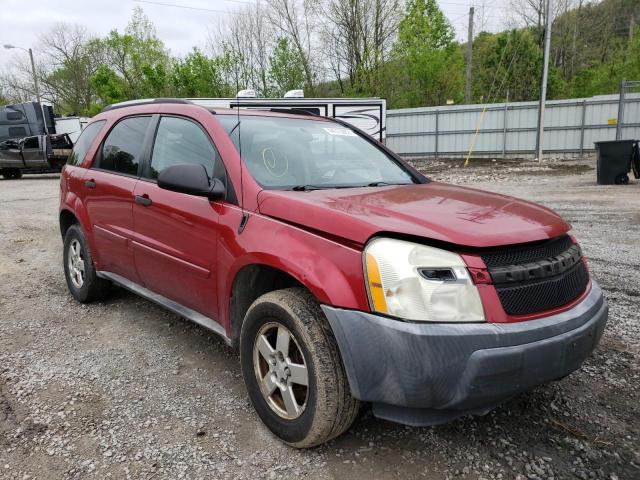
[594,139,636,185]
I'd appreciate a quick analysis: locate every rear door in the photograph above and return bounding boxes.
[131,115,228,319]
[84,115,153,283]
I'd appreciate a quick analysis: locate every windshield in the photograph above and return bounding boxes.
[216,115,414,189]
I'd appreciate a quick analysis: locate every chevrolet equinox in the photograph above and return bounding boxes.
[59,99,608,447]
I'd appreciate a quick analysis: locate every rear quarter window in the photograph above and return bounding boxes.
[67,120,106,166]
[8,127,26,138]
[6,111,23,121]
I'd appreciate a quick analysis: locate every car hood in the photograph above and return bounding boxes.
[257,182,570,248]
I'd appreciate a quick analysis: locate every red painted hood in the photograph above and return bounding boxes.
[257,182,570,248]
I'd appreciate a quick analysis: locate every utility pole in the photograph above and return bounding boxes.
[535,0,551,162]
[465,7,474,104]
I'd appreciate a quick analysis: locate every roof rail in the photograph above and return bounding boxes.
[101,98,193,113]
[268,108,319,117]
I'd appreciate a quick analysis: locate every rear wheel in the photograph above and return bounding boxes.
[63,224,110,302]
[240,288,359,448]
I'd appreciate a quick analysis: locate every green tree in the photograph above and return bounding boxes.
[471,29,565,103]
[568,29,640,98]
[90,7,170,108]
[89,65,127,114]
[268,38,306,96]
[392,0,464,107]
[171,49,233,97]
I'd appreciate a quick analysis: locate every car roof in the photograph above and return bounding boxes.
[96,99,333,123]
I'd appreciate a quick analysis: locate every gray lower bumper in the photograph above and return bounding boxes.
[322,281,608,426]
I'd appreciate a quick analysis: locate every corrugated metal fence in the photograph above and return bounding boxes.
[386,93,640,158]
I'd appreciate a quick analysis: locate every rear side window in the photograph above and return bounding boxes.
[6,111,23,121]
[98,116,151,176]
[8,127,26,137]
[68,120,106,166]
[148,116,220,180]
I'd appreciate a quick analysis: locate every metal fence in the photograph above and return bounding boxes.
[386,92,640,158]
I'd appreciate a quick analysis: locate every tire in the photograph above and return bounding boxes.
[1,168,22,179]
[240,288,359,448]
[615,173,629,185]
[63,224,111,302]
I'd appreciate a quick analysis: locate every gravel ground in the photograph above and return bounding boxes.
[0,159,638,480]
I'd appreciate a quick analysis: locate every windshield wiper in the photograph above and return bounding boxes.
[366,181,411,187]
[290,184,359,191]
[291,185,324,191]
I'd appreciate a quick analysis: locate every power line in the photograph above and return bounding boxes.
[133,0,240,14]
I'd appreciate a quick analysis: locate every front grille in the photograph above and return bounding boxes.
[481,235,574,268]
[482,235,589,316]
[495,261,589,315]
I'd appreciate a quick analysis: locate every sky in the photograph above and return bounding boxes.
[0,0,511,71]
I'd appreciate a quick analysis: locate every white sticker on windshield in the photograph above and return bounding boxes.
[323,127,356,137]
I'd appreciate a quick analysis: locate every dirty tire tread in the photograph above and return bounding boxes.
[241,288,359,448]
[63,224,111,303]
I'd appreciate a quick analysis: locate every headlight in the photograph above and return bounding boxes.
[364,238,485,322]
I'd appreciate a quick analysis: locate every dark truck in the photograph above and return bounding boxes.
[0,102,72,179]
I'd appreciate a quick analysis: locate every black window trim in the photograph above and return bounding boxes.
[139,113,237,205]
[91,114,155,179]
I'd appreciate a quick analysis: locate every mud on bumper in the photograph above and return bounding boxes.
[322,282,608,426]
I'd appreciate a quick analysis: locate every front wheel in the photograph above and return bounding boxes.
[240,288,359,448]
[1,168,22,179]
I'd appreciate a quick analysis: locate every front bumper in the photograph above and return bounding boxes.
[322,281,608,426]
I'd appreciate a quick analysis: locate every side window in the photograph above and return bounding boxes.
[98,116,151,176]
[149,116,221,180]
[6,111,23,121]
[68,120,105,166]
[8,127,26,138]
[22,137,40,149]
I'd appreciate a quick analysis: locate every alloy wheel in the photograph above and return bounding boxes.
[68,239,85,288]
[253,322,309,420]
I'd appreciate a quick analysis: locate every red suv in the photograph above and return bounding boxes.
[59,100,608,447]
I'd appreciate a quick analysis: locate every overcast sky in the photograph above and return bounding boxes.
[0,0,510,70]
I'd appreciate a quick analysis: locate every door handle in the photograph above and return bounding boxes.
[85,179,96,189]
[134,194,152,207]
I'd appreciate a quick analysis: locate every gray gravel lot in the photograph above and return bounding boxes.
[0,159,638,479]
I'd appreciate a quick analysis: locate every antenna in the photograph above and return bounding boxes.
[234,67,248,234]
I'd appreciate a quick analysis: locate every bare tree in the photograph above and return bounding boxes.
[318,0,402,93]
[38,23,103,114]
[266,0,317,91]
[209,2,274,95]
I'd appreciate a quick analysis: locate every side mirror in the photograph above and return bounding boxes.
[157,164,225,201]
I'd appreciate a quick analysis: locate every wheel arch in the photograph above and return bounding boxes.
[227,263,307,348]
[59,208,79,238]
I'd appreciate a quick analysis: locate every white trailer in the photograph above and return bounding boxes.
[187,96,387,143]
[54,116,89,144]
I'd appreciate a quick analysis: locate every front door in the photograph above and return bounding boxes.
[132,115,226,320]
[84,115,153,283]
[21,135,48,167]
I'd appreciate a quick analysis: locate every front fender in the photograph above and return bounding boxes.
[216,206,370,331]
